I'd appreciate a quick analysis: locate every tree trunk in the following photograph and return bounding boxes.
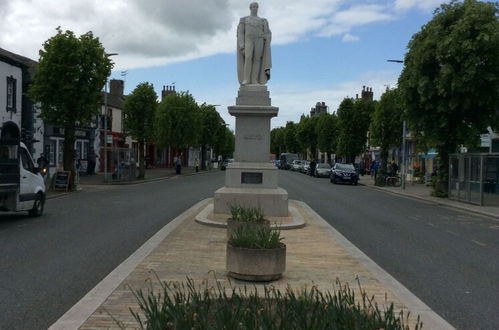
[435,145,453,197]
[63,126,76,191]
[138,140,145,179]
[380,147,389,174]
[201,144,207,171]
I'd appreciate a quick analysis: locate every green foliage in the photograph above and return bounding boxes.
[398,0,499,192]
[284,121,300,154]
[214,126,235,159]
[270,127,286,155]
[336,98,375,161]
[296,115,318,158]
[30,28,113,127]
[155,92,201,149]
[29,27,113,187]
[125,277,422,330]
[229,205,266,222]
[124,83,157,143]
[123,82,157,179]
[229,224,283,249]
[316,113,338,158]
[199,104,224,147]
[369,88,404,172]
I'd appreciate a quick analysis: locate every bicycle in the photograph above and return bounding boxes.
[385,175,402,187]
[375,173,402,187]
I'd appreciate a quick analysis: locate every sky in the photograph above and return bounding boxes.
[0,0,451,129]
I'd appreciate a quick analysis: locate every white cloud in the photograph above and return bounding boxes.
[318,4,395,37]
[394,0,446,11]
[342,33,360,42]
[1,0,432,70]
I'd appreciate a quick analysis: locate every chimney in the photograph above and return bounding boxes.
[161,85,176,101]
[109,79,124,96]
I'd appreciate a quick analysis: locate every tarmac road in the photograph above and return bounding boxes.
[0,172,225,330]
[1,169,498,329]
[279,169,499,330]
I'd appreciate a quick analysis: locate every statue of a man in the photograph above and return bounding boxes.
[237,2,272,85]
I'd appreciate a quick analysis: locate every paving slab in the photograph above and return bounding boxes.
[50,199,454,330]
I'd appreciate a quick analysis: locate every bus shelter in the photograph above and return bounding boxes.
[449,153,499,206]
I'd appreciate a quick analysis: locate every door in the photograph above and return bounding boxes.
[19,148,38,210]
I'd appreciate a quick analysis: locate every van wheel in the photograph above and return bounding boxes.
[29,193,45,217]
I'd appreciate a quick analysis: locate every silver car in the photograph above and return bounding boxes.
[314,163,332,177]
[291,160,302,171]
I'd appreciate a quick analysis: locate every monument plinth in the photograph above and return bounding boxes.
[214,85,289,217]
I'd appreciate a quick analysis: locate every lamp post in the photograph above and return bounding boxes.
[103,53,118,182]
[386,59,407,190]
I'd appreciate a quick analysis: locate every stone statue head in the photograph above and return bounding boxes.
[250,2,258,16]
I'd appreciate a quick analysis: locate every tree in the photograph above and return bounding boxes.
[199,104,224,170]
[215,126,235,160]
[284,121,300,154]
[398,0,499,195]
[316,113,338,163]
[155,92,201,155]
[271,127,286,156]
[336,98,374,162]
[296,115,318,159]
[123,82,157,179]
[29,28,113,189]
[369,88,404,173]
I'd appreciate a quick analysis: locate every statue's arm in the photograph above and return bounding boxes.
[262,18,271,41]
[237,18,245,51]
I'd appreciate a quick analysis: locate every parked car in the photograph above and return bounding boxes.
[291,160,302,171]
[330,163,359,185]
[314,163,331,178]
[279,153,298,170]
[301,160,310,174]
[220,158,234,170]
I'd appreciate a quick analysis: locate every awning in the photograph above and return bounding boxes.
[421,149,437,159]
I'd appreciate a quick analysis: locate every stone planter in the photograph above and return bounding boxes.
[226,219,271,240]
[226,243,286,281]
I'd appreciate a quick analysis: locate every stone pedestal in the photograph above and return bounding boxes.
[214,85,289,217]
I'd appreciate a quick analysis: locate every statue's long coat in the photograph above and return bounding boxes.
[237,16,272,85]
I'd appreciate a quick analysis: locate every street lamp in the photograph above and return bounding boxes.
[386,59,407,190]
[103,53,118,182]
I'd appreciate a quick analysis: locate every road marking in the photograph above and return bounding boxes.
[445,230,459,237]
[471,240,487,247]
[427,222,437,227]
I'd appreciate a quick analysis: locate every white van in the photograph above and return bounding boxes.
[0,121,46,216]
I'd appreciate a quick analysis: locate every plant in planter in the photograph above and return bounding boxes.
[226,204,270,239]
[226,223,286,281]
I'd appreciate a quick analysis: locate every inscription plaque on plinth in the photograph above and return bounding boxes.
[241,172,263,184]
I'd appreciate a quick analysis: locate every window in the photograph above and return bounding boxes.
[20,148,34,172]
[6,76,16,113]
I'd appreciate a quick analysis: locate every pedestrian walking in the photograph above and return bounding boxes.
[195,158,199,172]
[309,159,317,176]
[175,155,182,175]
[373,161,379,181]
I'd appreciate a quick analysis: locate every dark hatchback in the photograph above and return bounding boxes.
[330,163,358,185]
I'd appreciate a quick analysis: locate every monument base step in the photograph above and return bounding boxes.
[214,186,288,217]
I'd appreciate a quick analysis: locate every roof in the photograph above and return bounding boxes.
[0,48,38,75]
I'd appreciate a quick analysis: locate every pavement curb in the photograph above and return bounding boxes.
[194,202,306,230]
[361,183,499,220]
[78,169,216,186]
[297,200,456,330]
[48,198,211,330]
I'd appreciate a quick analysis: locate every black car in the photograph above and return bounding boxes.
[330,163,358,185]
